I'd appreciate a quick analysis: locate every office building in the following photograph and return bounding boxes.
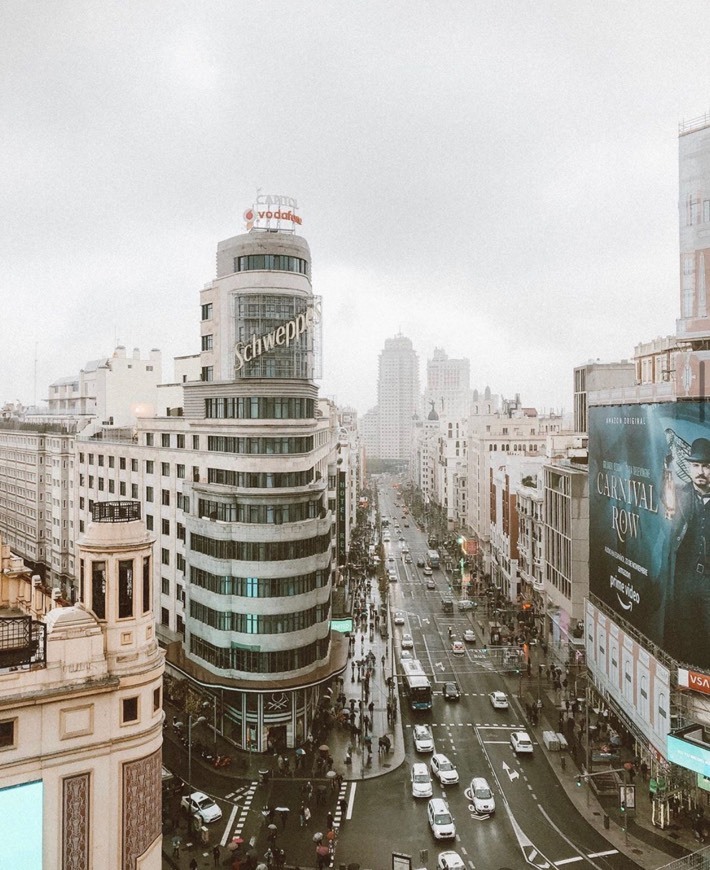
[375,333,420,463]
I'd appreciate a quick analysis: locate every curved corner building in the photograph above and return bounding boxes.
[176,224,345,752]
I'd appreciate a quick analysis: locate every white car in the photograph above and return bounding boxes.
[451,640,465,655]
[400,649,413,660]
[463,629,476,643]
[437,851,465,870]
[413,724,434,752]
[393,611,405,625]
[427,798,456,840]
[458,599,474,610]
[401,633,414,649]
[510,730,534,755]
[423,566,433,576]
[430,753,459,785]
[411,762,433,798]
[489,691,509,709]
[180,791,222,823]
[467,776,495,815]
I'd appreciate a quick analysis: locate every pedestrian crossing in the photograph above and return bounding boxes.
[225,780,257,840]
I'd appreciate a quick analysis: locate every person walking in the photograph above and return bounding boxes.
[213,844,221,866]
[171,834,181,858]
[189,859,198,870]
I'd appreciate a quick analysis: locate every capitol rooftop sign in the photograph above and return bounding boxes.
[244,193,301,232]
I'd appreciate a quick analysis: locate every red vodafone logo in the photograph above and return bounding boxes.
[243,207,256,230]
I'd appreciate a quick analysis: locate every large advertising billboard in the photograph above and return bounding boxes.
[589,402,710,671]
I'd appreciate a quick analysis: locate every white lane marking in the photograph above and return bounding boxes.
[346,782,356,819]
[221,803,239,845]
[554,857,584,865]
[587,850,619,858]
[537,804,608,870]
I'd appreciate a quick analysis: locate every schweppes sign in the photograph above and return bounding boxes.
[235,301,320,371]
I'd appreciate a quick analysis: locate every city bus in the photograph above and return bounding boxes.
[401,659,433,711]
[426,550,440,569]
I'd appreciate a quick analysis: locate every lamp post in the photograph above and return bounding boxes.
[187,715,207,791]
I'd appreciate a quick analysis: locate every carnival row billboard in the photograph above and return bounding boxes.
[589,401,710,672]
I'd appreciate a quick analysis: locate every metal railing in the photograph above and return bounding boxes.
[0,616,46,670]
[656,843,710,869]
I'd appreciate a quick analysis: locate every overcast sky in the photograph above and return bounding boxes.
[2,2,708,416]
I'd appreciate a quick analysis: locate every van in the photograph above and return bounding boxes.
[427,797,456,840]
[441,596,454,614]
[411,762,433,798]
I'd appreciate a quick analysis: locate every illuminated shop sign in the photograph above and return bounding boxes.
[678,668,710,695]
[667,726,710,777]
[244,193,302,232]
[235,301,320,371]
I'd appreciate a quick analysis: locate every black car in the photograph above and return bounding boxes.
[443,681,460,701]
[416,558,425,567]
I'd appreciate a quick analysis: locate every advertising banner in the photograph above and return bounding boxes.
[589,402,710,671]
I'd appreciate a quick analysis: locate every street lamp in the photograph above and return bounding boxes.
[187,715,207,791]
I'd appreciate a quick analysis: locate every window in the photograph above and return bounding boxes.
[161,462,170,476]
[122,697,139,723]
[88,454,94,465]
[177,434,185,449]
[118,559,134,619]
[176,553,186,572]
[201,334,214,351]
[176,464,185,479]
[146,434,154,447]
[120,457,126,470]
[119,481,126,496]
[79,453,85,463]
[131,459,138,472]
[108,456,114,469]
[143,555,151,614]
[153,687,161,713]
[0,720,15,749]
[162,434,170,448]
[162,518,170,535]
[201,366,214,382]
[98,455,104,467]
[92,561,106,620]
[88,475,94,488]
[145,514,154,531]
[131,483,138,499]
[108,479,114,494]
[146,486,154,503]
[145,460,154,474]
[161,608,169,627]
[98,478,104,491]
[161,489,170,506]
[193,435,200,450]
[161,548,170,566]
[177,522,185,541]
[201,302,213,320]
[79,497,85,510]
[162,576,170,594]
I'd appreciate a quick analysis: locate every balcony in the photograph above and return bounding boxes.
[0,615,46,670]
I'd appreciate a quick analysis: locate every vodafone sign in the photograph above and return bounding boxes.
[244,194,302,232]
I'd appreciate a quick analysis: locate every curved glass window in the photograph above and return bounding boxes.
[198,498,322,524]
[190,566,329,597]
[190,600,330,634]
[190,531,330,561]
[190,635,329,674]
[233,254,309,276]
[206,468,313,488]
[207,435,313,455]
[205,396,314,420]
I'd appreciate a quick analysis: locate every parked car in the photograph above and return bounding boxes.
[416,558,425,567]
[426,578,436,589]
[393,611,405,625]
[443,681,460,701]
[510,730,534,755]
[458,599,474,610]
[463,629,476,644]
[400,649,413,660]
[413,724,434,753]
[401,633,414,649]
[489,691,509,709]
[467,776,496,815]
[411,762,433,798]
[180,791,222,824]
[451,640,465,655]
[427,798,456,840]
[431,753,459,785]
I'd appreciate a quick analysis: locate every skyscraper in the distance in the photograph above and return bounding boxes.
[423,347,472,420]
[376,333,420,462]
